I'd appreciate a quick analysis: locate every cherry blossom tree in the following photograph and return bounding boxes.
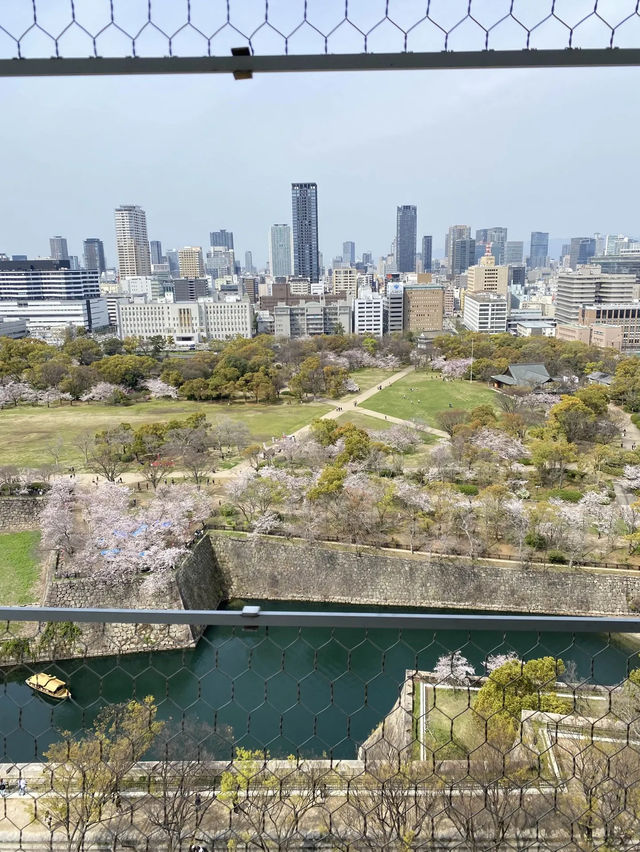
[485,653,521,673]
[144,378,179,399]
[40,480,79,558]
[432,651,476,687]
[81,382,127,402]
[373,424,420,454]
[226,470,286,525]
[430,357,473,378]
[394,480,431,552]
[470,428,529,463]
[0,381,32,407]
[579,491,619,546]
[622,465,640,491]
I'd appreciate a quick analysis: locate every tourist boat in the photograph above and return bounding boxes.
[25,673,71,700]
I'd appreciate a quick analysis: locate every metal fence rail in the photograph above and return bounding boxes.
[0,606,638,848]
[1,0,640,76]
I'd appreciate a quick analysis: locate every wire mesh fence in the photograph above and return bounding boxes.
[0,606,639,849]
[1,1,640,74]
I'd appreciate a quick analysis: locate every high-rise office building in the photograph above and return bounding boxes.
[453,238,476,275]
[83,238,106,273]
[49,236,69,261]
[342,241,356,266]
[555,265,635,325]
[396,205,417,274]
[446,225,471,274]
[505,241,524,265]
[569,237,596,270]
[487,227,507,265]
[269,224,293,278]
[178,247,205,279]
[149,240,163,265]
[466,246,509,297]
[210,230,234,250]
[165,249,180,277]
[403,285,444,333]
[291,182,319,283]
[421,236,433,272]
[115,205,151,278]
[529,232,549,269]
[362,251,373,266]
[244,251,254,273]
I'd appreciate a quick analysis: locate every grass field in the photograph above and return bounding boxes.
[419,684,484,759]
[362,374,498,427]
[334,412,395,431]
[342,368,395,396]
[0,399,332,468]
[0,531,42,605]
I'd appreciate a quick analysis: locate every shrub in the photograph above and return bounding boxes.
[525,531,547,550]
[549,488,583,503]
[548,550,568,564]
[457,483,479,496]
[218,503,236,518]
[0,637,31,661]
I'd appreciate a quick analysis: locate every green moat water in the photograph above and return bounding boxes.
[0,601,635,762]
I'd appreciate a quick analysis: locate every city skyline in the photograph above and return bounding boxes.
[1,68,639,265]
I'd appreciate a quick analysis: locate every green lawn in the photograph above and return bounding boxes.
[418,684,485,759]
[0,531,42,605]
[362,374,498,428]
[334,412,395,431]
[342,368,396,396]
[0,399,332,468]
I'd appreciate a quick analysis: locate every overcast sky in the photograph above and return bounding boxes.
[1,63,638,266]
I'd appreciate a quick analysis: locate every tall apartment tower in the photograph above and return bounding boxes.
[49,236,69,261]
[178,247,205,279]
[342,241,356,266]
[83,238,106,273]
[529,232,549,269]
[569,237,596,270]
[421,236,433,272]
[149,240,163,265]
[446,225,471,274]
[396,205,417,274]
[269,224,293,278]
[291,182,319,283]
[115,205,151,278]
[210,230,234,250]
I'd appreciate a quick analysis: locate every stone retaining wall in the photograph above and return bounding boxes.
[210,533,640,617]
[0,497,42,531]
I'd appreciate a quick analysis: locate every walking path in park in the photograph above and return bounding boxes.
[63,366,446,490]
[610,405,640,508]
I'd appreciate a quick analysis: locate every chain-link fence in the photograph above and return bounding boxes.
[0,606,639,849]
[1,1,640,75]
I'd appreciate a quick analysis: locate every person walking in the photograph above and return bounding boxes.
[0,779,6,797]
[18,778,26,796]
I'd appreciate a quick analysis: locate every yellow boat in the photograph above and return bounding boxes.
[25,673,71,700]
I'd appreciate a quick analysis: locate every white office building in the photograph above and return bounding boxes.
[384,282,404,332]
[354,294,384,337]
[0,299,109,334]
[0,260,100,300]
[274,301,352,338]
[463,292,507,333]
[116,298,253,346]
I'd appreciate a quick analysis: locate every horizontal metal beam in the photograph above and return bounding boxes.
[0,606,639,633]
[1,48,640,78]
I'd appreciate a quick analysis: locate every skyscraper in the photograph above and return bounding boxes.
[115,205,151,278]
[244,251,254,273]
[569,237,596,270]
[342,241,356,266]
[83,238,106,273]
[210,230,234,250]
[452,238,476,275]
[486,227,507,265]
[269,224,293,278]
[529,232,549,269]
[291,183,319,283]
[149,240,163,265]
[178,247,205,279]
[49,236,69,261]
[421,236,433,272]
[446,225,471,274]
[505,241,524,265]
[396,205,417,274]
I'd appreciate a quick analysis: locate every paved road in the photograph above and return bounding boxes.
[609,405,640,509]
